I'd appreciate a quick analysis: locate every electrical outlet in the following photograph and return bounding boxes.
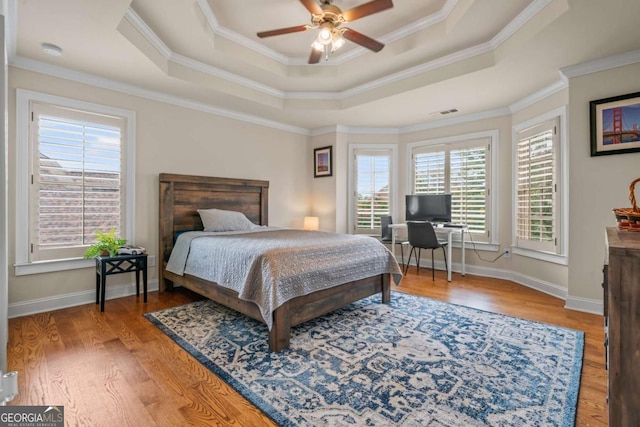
[503,249,511,258]
[148,255,156,267]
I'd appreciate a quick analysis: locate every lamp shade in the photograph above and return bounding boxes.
[303,216,319,231]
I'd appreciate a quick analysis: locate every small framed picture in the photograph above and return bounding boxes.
[314,146,333,178]
[590,91,640,156]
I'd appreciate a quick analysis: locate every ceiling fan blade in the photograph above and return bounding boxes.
[257,25,310,38]
[342,28,384,52]
[309,48,322,64]
[342,0,393,22]
[300,0,323,15]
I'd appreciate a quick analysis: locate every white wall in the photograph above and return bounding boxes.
[7,67,310,307]
[567,62,640,304]
[8,54,640,316]
[309,132,339,232]
[0,13,8,373]
[310,108,571,302]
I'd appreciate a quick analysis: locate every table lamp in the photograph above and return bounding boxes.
[303,216,319,231]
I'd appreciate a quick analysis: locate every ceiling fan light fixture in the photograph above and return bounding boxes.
[331,32,345,52]
[317,23,333,45]
[311,40,325,52]
[258,0,394,64]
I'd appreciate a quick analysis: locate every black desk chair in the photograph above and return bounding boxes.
[378,215,407,265]
[404,221,448,280]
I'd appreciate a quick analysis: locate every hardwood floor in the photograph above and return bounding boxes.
[7,270,607,426]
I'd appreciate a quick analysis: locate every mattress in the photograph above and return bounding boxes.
[166,228,402,329]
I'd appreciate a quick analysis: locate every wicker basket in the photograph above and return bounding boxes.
[613,178,640,231]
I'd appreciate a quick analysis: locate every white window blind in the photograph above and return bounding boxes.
[354,150,391,232]
[412,139,489,235]
[30,102,126,261]
[414,151,445,194]
[516,119,557,253]
[450,146,486,232]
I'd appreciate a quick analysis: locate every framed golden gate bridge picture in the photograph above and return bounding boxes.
[590,91,640,156]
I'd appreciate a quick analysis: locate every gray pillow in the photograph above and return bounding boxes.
[197,208,256,232]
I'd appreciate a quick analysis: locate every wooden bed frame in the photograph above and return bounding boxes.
[158,173,391,351]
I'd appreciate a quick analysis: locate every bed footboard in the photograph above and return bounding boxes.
[269,274,390,351]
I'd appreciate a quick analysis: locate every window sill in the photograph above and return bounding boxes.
[511,247,568,265]
[15,257,94,276]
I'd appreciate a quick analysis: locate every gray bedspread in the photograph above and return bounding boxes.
[166,228,402,329]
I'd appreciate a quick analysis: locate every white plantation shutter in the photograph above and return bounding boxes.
[412,139,490,237]
[30,102,126,261]
[414,150,445,194]
[354,149,391,232]
[450,145,487,232]
[516,119,557,253]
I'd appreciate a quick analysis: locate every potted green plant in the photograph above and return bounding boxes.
[84,228,127,258]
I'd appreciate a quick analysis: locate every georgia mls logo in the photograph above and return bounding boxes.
[0,405,64,427]
[43,406,63,419]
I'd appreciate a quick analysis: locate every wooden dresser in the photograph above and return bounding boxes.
[604,227,640,426]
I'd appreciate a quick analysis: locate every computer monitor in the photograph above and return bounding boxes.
[405,194,452,222]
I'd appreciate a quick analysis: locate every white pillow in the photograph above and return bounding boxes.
[197,208,256,232]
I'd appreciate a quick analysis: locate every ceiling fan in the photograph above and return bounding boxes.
[257,0,394,64]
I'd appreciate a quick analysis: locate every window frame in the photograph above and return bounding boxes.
[347,144,397,235]
[15,89,136,276]
[407,130,499,250]
[511,107,567,265]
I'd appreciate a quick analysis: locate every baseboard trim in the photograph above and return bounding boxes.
[403,259,601,315]
[9,264,604,318]
[564,296,603,315]
[8,279,159,318]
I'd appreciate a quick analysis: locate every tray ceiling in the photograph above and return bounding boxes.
[13,0,640,130]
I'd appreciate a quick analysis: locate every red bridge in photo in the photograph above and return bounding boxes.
[604,107,639,144]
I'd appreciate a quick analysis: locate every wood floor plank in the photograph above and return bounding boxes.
[7,271,607,426]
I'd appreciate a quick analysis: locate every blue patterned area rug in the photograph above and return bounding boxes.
[144,292,583,426]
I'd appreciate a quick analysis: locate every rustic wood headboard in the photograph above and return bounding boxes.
[158,173,269,268]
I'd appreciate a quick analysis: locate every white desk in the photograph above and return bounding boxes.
[389,223,466,282]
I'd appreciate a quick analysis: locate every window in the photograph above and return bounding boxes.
[514,118,559,254]
[348,145,396,234]
[512,108,567,264]
[410,133,494,241]
[16,89,135,275]
[31,103,126,261]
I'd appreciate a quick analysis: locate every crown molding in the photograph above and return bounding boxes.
[195,0,461,66]
[194,0,290,65]
[509,78,567,113]
[122,1,551,103]
[286,42,493,100]
[490,0,553,48]
[310,107,512,136]
[324,0,461,66]
[560,48,640,78]
[10,56,310,136]
[10,49,574,140]
[123,8,285,98]
[124,7,172,59]
[310,125,349,136]
[10,53,572,140]
[170,53,285,98]
[399,107,510,134]
[311,125,400,137]
[343,43,494,99]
